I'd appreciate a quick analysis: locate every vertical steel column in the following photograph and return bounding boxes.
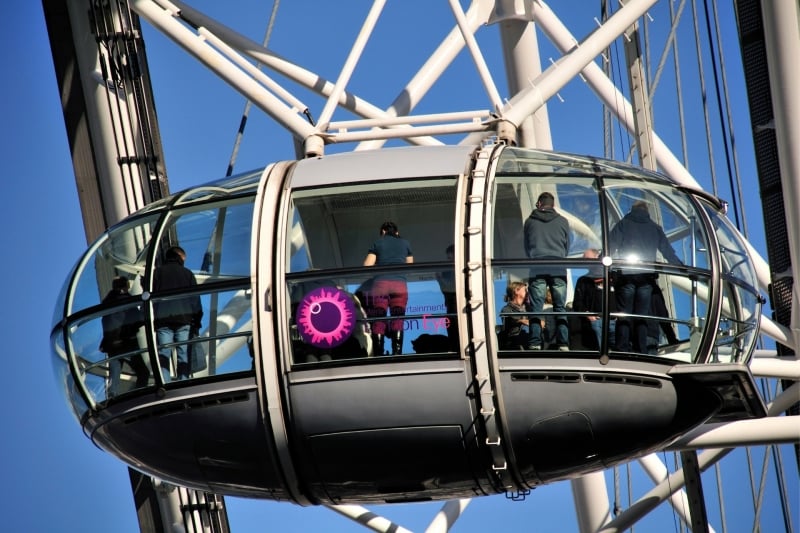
[493,5,552,149]
[761,0,800,352]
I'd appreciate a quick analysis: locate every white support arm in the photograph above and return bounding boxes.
[638,454,716,533]
[424,499,471,533]
[502,0,659,128]
[531,0,776,299]
[667,416,800,450]
[448,0,504,112]
[327,505,414,533]
[316,0,386,128]
[132,0,318,141]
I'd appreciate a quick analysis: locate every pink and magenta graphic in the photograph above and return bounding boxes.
[296,287,356,348]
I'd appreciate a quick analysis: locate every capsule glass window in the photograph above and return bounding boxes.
[285,178,459,363]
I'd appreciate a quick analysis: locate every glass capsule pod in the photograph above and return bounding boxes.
[51,144,766,504]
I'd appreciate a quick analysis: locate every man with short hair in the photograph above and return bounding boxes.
[523,192,571,350]
[608,200,682,353]
[153,246,203,380]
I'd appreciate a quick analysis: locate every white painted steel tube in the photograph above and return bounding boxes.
[327,505,414,533]
[424,499,471,533]
[761,0,800,351]
[316,0,386,128]
[638,454,716,533]
[667,416,800,450]
[571,472,612,533]
[132,0,317,141]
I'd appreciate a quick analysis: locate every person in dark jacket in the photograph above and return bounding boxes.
[608,201,682,353]
[153,246,203,380]
[100,276,148,396]
[435,244,459,352]
[523,192,571,351]
[571,249,615,350]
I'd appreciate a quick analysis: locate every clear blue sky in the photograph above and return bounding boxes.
[1,2,795,532]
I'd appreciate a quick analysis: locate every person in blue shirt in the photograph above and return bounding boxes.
[363,222,414,355]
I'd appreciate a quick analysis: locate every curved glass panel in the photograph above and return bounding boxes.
[70,214,159,314]
[149,199,256,382]
[68,301,154,402]
[490,152,724,364]
[155,199,254,280]
[285,178,459,364]
[703,203,759,291]
[492,174,600,259]
[288,267,456,363]
[603,179,709,269]
[173,169,262,206]
[150,286,254,381]
[50,328,89,422]
[68,314,115,404]
[497,146,662,180]
[52,258,80,330]
[53,190,258,408]
[700,202,761,363]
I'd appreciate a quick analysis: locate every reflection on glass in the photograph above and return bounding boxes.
[158,199,254,280]
[288,269,457,364]
[151,287,254,380]
[71,214,159,314]
[603,180,709,269]
[51,329,89,422]
[286,179,457,273]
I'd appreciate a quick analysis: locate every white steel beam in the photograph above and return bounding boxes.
[448,0,504,112]
[162,0,446,147]
[638,454,716,533]
[529,0,787,349]
[496,16,552,149]
[131,0,318,142]
[501,0,659,128]
[667,416,800,450]
[598,448,732,533]
[761,0,800,351]
[750,355,800,379]
[356,0,496,150]
[316,1,386,129]
[571,472,612,533]
[424,499,471,533]
[327,505,414,533]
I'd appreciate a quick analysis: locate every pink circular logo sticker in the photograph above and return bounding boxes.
[295,286,356,348]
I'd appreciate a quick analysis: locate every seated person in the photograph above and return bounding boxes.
[539,288,557,349]
[571,249,615,350]
[646,278,680,353]
[499,281,535,350]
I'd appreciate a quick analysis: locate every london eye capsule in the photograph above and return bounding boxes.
[51,144,766,504]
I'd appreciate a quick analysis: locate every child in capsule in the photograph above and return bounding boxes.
[499,281,534,349]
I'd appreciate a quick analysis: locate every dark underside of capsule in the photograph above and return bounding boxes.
[85,361,725,504]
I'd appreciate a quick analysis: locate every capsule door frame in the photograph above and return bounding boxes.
[252,160,312,504]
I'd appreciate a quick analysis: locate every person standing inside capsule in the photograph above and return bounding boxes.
[153,246,203,380]
[608,200,682,354]
[363,221,414,356]
[100,276,148,396]
[524,192,571,351]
